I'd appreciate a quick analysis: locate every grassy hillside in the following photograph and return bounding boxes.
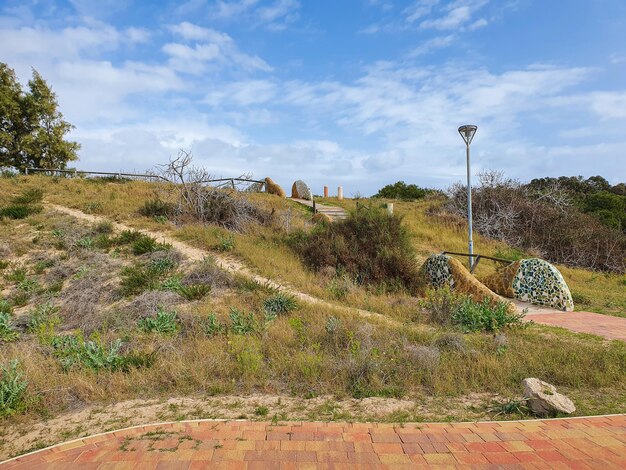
[0,175,625,458]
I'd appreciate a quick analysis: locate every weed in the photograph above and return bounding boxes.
[421,287,464,326]
[229,308,257,335]
[452,298,525,333]
[215,234,235,252]
[0,204,42,220]
[404,345,440,372]
[17,278,39,293]
[11,188,43,204]
[254,406,269,416]
[326,274,355,300]
[0,312,19,342]
[138,199,175,218]
[433,333,467,353]
[27,302,61,332]
[132,234,171,255]
[120,262,171,296]
[5,267,26,283]
[116,230,143,245]
[0,299,12,315]
[325,316,341,335]
[572,292,592,305]
[263,293,297,316]
[10,291,30,307]
[93,220,114,234]
[204,312,225,336]
[76,236,94,249]
[0,360,28,417]
[176,284,211,301]
[138,309,180,334]
[0,260,8,270]
[84,202,102,213]
[33,259,55,274]
[51,334,150,372]
[490,398,530,418]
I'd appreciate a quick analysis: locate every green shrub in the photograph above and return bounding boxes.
[215,234,235,252]
[33,259,55,274]
[205,312,225,336]
[176,283,211,301]
[115,230,143,245]
[373,181,429,200]
[452,297,525,333]
[0,204,43,219]
[138,199,175,218]
[0,360,28,417]
[93,220,114,234]
[137,309,180,334]
[0,261,9,270]
[0,300,12,315]
[132,234,171,255]
[229,308,257,335]
[11,188,43,204]
[27,302,60,332]
[293,206,420,291]
[420,287,464,325]
[0,312,19,342]
[51,334,151,372]
[263,293,297,315]
[4,267,26,283]
[120,259,175,296]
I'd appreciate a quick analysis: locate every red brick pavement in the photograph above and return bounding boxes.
[526,311,626,341]
[2,415,625,469]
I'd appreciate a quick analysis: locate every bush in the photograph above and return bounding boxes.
[138,199,175,218]
[137,309,180,334]
[0,360,28,417]
[433,332,467,353]
[447,171,626,273]
[263,293,297,315]
[420,287,464,325]
[11,188,43,204]
[0,312,19,342]
[176,283,211,301]
[132,234,171,255]
[373,181,429,200]
[0,204,42,219]
[452,297,525,333]
[293,206,420,291]
[229,308,257,335]
[51,334,152,372]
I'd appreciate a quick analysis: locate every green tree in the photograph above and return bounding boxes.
[0,63,29,168]
[0,63,79,171]
[373,181,429,200]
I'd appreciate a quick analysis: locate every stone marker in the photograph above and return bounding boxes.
[291,180,312,200]
[337,186,343,200]
[264,177,285,197]
[522,378,576,416]
[387,203,394,215]
[324,186,329,198]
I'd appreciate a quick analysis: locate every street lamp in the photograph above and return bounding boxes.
[458,124,477,270]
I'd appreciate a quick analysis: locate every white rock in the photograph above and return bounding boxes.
[522,378,576,416]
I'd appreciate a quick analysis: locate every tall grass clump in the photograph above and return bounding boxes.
[138,199,175,218]
[293,206,420,291]
[263,292,297,315]
[0,360,28,417]
[11,188,43,204]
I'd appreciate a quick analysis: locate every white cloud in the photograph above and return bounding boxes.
[589,92,626,119]
[408,34,455,56]
[404,0,440,23]
[165,23,272,72]
[420,5,471,29]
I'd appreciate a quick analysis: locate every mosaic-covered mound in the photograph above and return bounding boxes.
[512,258,574,311]
[421,254,516,313]
[482,260,521,298]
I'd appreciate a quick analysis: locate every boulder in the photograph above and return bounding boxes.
[291,180,312,200]
[264,177,285,197]
[522,378,576,417]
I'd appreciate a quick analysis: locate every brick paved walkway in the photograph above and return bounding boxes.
[525,311,626,341]
[2,415,625,469]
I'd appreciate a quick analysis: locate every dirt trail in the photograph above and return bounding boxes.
[47,203,400,327]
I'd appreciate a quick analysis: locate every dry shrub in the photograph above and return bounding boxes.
[447,171,626,273]
[293,206,421,292]
[157,151,271,232]
[126,290,183,319]
[182,258,234,289]
[404,345,440,372]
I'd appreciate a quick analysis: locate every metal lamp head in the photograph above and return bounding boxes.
[458,125,478,146]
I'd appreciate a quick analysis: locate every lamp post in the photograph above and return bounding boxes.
[458,124,478,270]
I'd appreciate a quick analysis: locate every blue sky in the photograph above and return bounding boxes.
[1,0,625,195]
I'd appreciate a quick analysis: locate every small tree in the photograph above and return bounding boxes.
[0,63,79,171]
